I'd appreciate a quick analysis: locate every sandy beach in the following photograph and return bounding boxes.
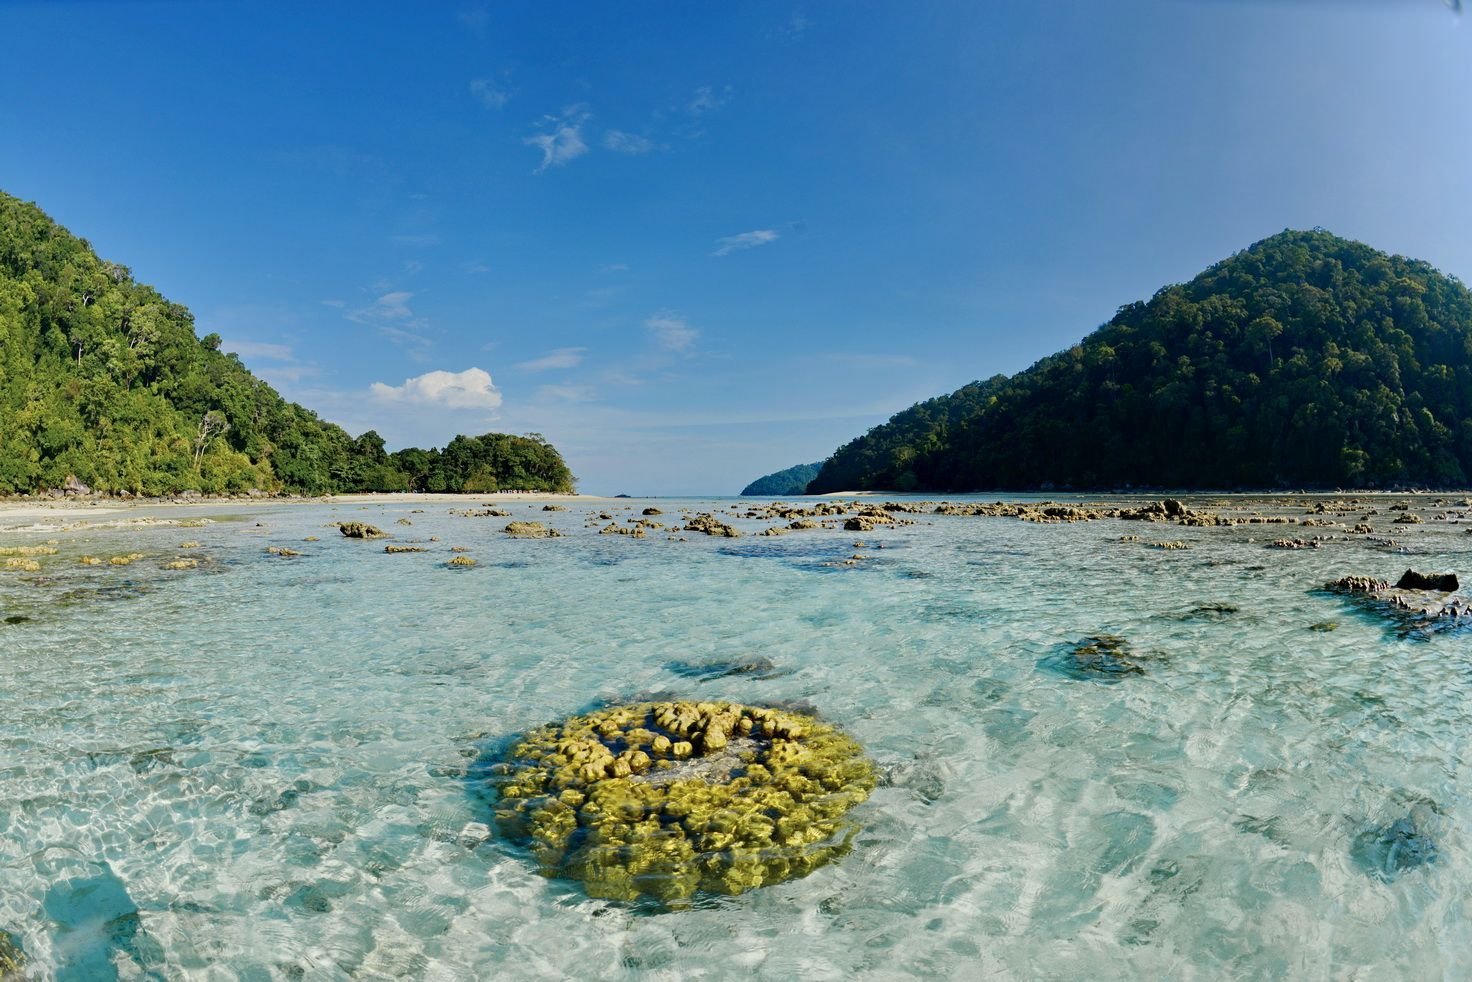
[0,491,602,530]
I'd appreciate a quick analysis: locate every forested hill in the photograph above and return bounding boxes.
[0,192,573,495]
[809,230,1472,492]
[740,461,823,496]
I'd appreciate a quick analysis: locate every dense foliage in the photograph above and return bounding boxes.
[809,230,1472,492]
[740,461,824,496]
[0,191,573,495]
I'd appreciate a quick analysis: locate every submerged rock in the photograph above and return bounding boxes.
[338,522,387,539]
[1043,635,1151,683]
[665,655,788,681]
[483,700,876,904]
[1352,813,1440,881]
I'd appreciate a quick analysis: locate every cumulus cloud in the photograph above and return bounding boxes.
[602,129,658,154]
[469,78,509,110]
[516,347,587,372]
[646,313,698,352]
[369,368,503,410]
[712,229,779,257]
[525,106,591,172]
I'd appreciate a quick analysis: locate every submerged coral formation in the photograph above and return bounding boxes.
[486,700,876,903]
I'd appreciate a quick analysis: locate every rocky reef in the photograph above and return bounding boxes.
[484,700,876,903]
[1324,570,1470,638]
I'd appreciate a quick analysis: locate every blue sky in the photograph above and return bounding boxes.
[2,0,1470,494]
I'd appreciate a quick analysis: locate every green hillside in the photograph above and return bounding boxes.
[740,462,824,496]
[0,192,572,495]
[809,230,1472,492]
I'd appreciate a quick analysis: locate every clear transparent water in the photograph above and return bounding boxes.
[1,495,1470,979]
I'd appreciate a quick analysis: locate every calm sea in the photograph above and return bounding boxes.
[0,494,1468,979]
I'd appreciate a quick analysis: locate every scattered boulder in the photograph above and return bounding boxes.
[642,507,663,515]
[542,504,566,512]
[266,546,301,557]
[384,545,428,554]
[447,555,477,568]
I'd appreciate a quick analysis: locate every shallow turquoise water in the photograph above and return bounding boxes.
[1,495,1470,979]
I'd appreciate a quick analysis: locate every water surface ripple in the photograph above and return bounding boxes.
[1,494,1470,978]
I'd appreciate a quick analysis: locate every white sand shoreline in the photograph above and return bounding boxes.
[0,491,602,528]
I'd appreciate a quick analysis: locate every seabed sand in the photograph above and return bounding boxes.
[0,491,599,530]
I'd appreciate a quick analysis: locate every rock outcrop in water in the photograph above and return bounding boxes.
[504,521,561,538]
[484,700,876,903]
[683,513,740,537]
[1323,571,1470,638]
[338,522,386,539]
[1394,569,1458,592]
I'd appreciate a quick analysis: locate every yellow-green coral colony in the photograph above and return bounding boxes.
[488,701,876,903]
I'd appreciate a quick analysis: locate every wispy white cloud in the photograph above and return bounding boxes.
[537,383,597,403]
[598,263,629,274]
[221,340,293,361]
[320,299,346,309]
[646,312,698,352]
[688,85,732,116]
[463,261,492,274]
[361,290,414,321]
[712,229,779,257]
[603,130,659,154]
[525,106,591,172]
[516,347,587,372]
[370,368,503,410]
[347,290,433,354]
[469,78,510,110]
